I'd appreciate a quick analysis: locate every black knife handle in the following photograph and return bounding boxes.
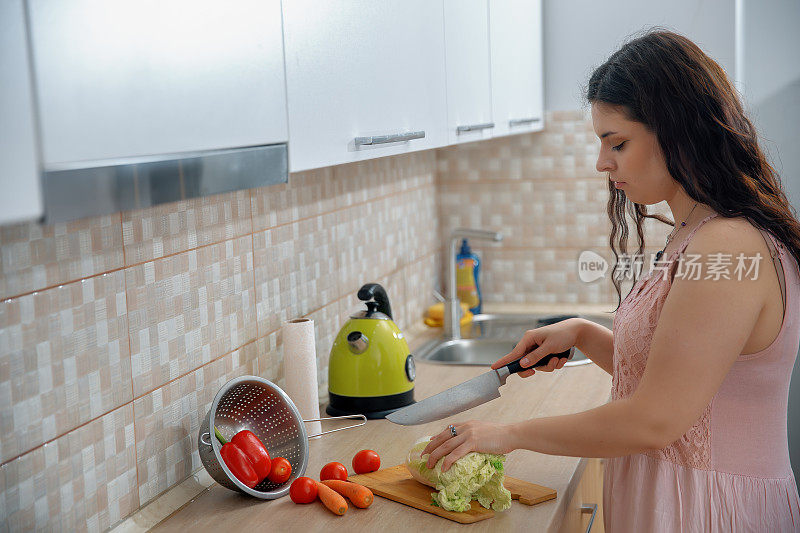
[505,347,574,374]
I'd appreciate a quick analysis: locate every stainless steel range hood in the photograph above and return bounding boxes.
[41,143,288,223]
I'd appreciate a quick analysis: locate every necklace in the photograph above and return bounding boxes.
[655,202,698,261]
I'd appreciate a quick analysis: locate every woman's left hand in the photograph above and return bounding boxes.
[422,420,517,472]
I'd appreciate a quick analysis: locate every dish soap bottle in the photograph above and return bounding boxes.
[456,239,482,315]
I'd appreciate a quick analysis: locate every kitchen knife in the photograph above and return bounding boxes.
[386,347,575,425]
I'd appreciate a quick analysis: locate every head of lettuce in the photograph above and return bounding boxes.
[405,436,512,512]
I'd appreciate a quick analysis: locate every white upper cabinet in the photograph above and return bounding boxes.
[1,0,43,224]
[28,0,288,168]
[282,0,448,172]
[443,0,494,145]
[489,0,544,137]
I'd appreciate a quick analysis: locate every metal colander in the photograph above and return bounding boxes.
[199,375,365,499]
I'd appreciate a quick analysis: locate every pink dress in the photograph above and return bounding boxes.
[604,214,800,532]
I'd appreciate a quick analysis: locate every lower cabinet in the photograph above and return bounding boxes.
[559,458,605,533]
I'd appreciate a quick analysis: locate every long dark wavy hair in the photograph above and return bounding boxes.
[586,29,800,310]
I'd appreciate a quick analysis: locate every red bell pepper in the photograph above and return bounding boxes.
[215,427,271,488]
[231,430,271,480]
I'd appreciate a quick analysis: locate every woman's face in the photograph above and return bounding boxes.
[591,102,679,205]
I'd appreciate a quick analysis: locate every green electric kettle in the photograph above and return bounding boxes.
[326,283,415,419]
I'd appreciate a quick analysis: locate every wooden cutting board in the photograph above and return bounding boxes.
[349,465,557,524]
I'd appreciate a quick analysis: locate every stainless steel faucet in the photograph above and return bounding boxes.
[445,228,503,340]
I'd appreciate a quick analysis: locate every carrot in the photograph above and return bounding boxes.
[320,479,374,509]
[316,481,348,515]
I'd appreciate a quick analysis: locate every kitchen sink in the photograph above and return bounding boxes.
[414,313,614,367]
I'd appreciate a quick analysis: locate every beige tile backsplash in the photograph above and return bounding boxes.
[0,271,131,464]
[125,235,257,398]
[1,404,138,531]
[0,214,125,301]
[0,110,673,530]
[121,189,253,266]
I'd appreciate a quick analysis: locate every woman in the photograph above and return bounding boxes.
[422,30,800,531]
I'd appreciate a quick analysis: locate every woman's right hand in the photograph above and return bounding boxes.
[491,318,585,378]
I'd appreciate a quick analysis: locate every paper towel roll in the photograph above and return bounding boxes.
[282,318,322,439]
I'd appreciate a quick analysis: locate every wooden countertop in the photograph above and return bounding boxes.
[152,320,612,533]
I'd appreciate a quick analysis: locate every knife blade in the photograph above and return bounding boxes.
[386,347,574,425]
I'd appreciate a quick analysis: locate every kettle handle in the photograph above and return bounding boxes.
[357,283,393,319]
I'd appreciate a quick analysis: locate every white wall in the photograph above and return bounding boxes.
[741,0,800,492]
[742,0,800,214]
[543,0,736,112]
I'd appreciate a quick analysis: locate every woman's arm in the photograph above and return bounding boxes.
[508,399,660,456]
[424,220,768,469]
[575,319,614,375]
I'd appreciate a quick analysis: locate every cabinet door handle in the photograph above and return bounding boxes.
[580,503,598,532]
[354,130,426,146]
[509,117,541,126]
[456,122,495,134]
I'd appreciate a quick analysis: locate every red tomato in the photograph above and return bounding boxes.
[267,456,292,484]
[352,449,380,474]
[319,461,348,481]
[289,476,318,504]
